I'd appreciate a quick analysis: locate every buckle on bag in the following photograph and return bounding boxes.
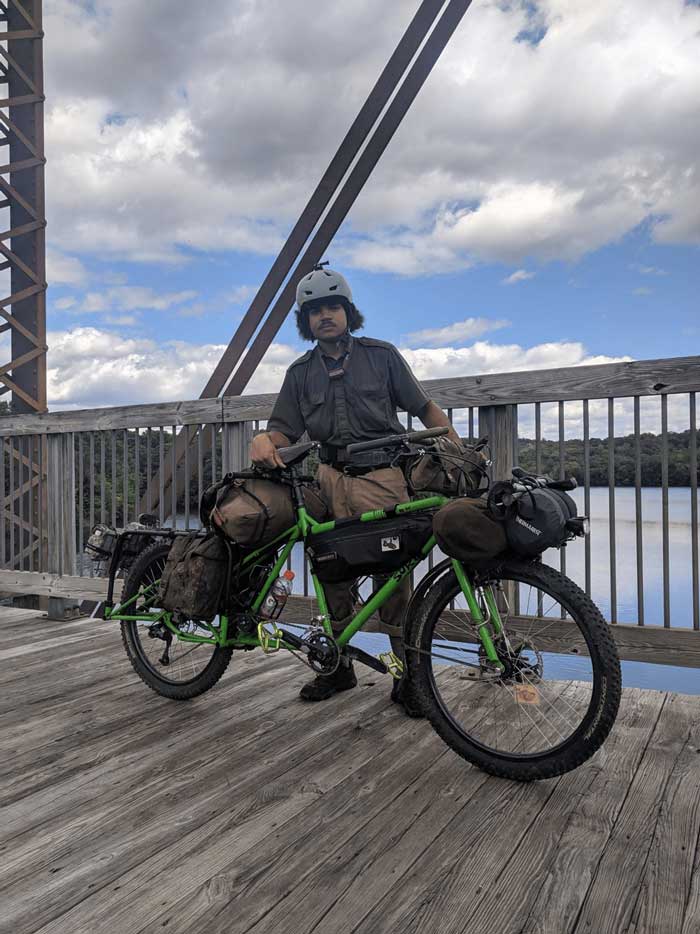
[379,651,404,679]
[257,621,283,653]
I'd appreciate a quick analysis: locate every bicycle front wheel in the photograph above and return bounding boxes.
[406,559,621,781]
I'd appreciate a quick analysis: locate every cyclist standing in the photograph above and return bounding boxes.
[250,264,461,716]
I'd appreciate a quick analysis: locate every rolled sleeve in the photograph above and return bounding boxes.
[388,347,431,416]
[267,369,305,443]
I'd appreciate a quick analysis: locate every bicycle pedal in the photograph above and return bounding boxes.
[379,651,404,680]
[257,621,283,654]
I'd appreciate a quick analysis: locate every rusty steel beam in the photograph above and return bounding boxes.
[200,0,448,401]
[225,0,474,397]
[0,0,47,416]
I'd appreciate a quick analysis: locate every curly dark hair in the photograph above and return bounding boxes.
[295,297,365,342]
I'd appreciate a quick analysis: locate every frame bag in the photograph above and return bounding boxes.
[158,532,232,621]
[307,513,435,583]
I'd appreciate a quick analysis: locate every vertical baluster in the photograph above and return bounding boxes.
[89,432,95,534]
[78,433,84,572]
[111,430,117,528]
[122,429,129,525]
[0,438,5,568]
[158,428,165,528]
[134,428,140,520]
[211,424,217,483]
[184,425,191,530]
[689,392,698,631]
[146,427,153,515]
[558,401,566,587]
[608,398,617,623]
[198,426,204,526]
[38,435,45,572]
[100,432,106,525]
[583,399,591,598]
[634,397,644,626]
[8,438,14,569]
[535,403,542,474]
[171,425,177,528]
[468,407,474,443]
[661,394,670,628]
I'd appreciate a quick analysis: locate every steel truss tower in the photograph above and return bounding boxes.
[0,0,46,573]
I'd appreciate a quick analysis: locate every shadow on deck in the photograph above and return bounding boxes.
[2,607,700,934]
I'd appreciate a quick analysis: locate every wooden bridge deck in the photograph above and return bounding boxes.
[2,607,700,934]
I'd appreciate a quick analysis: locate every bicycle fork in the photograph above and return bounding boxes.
[451,560,506,672]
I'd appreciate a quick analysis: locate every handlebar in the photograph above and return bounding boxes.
[346,426,449,455]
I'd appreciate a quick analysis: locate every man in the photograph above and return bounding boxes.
[250,263,460,716]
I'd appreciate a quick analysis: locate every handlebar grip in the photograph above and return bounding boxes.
[346,426,448,455]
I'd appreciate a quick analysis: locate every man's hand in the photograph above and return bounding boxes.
[250,431,289,469]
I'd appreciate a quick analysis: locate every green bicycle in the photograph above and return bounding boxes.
[105,427,621,782]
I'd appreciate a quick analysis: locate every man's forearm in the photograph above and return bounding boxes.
[418,400,461,444]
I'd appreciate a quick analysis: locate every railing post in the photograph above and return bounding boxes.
[478,404,516,482]
[222,421,253,473]
[46,432,80,619]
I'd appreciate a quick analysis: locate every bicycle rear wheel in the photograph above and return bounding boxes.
[120,541,233,700]
[406,559,621,781]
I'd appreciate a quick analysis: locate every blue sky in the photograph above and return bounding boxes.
[13,0,698,420]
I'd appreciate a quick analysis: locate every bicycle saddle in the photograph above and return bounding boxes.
[277,441,315,467]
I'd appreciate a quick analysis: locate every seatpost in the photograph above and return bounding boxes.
[289,467,307,511]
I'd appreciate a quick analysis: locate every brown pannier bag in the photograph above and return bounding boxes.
[432,495,508,568]
[406,438,488,497]
[158,532,231,621]
[203,475,328,548]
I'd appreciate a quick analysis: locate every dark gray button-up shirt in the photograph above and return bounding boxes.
[267,335,430,446]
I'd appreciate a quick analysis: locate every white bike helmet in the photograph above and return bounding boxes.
[296,263,353,309]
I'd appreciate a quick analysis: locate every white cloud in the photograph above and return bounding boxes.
[633,264,668,276]
[226,285,258,306]
[400,340,631,384]
[78,286,197,314]
[46,326,300,409]
[46,249,88,285]
[54,296,77,310]
[502,269,535,285]
[39,0,700,272]
[405,317,509,347]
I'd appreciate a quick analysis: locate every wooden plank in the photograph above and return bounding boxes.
[462,688,667,934]
[0,569,122,599]
[569,692,697,933]
[0,398,223,436]
[626,722,700,934]
[3,668,408,931]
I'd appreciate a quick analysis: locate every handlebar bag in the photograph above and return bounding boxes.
[501,488,578,558]
[405,438,488,497]
[432,496,508,568]
[307,512,435,583]
[157,532,233,621]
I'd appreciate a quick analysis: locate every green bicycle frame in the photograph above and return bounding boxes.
[106,494,506,669]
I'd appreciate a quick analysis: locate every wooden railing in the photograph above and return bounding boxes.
[1,354,698,665]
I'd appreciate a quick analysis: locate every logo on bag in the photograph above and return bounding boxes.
[514,516,541,536]
[381,536,400,552]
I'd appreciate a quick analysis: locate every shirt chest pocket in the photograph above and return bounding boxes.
[300,389,329,439]
[345,377,391,431]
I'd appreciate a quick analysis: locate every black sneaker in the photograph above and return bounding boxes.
[391,676,424,719]
[299,661,358,702]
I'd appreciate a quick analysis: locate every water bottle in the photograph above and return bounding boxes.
[259,570,295,619]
